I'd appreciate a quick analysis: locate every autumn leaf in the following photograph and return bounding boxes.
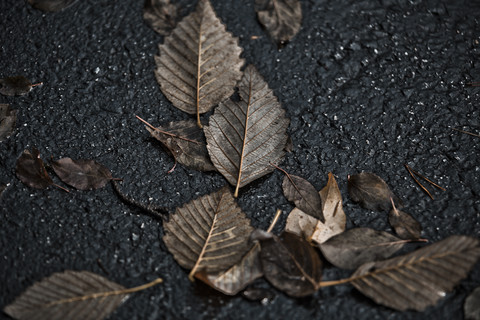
[0,104,17,142]
[255,0,302,47]
[388,198,422,240]
[143,0,177,36]
[15,147,53,189]
[204,65,289,197]
[0,76,41,96]
[3,270,162,320]
[464,287,480,320]
[154,0,244,127]
[163,186,254,281]
[347,172,403,211]
[51,158,114,190]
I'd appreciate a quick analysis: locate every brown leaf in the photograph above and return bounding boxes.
[319,228,406,270]
[28,0,78,11]
[3,270,163,320]
[388,199,422,240]
[257,231,322,297]
[350,235,480,311]
[163,186,254,280]
[0,104,17,142]
[154,0,244,127]
[143,0,177,36]
[284,209,318,240]
[145,119,216,172]
[0,76,36,96]
[204,65,289,197]
[255,0,302,47]
[51,158,113,190]
[282,172,324,222]
[348,172,403,211]
[15,147,53,189]
[465,287,480,320]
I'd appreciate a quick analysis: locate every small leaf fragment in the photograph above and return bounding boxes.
[465,287,480,320]
[259,232,322,297]
[0,76,36,96]
[28,0,78,12]
[348,172,403,211]
[388,199,422,240]
[0,104,17,142]
[255,0,302,47]
[143,0,177,35]
[15,147,53,189]
[242,287,275,302]
[282,173,324,222]
[319,228,406,270]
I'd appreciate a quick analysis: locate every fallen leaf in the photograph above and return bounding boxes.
[319,228,407,270]
[257,231,322,297]
[51,158,113,190]
[284,209,318,240]
[15,148,53,189]
[348,172,403,211]
[0,104,17,142]
[204,65,289,197]
[143,0,177,35]
[0,76,40,96]
[388,198,422,240]
[155,0,244,127]
[255,0,302,47]
[3,270,163,320]
[465,287,480,320]
[349,235,480,311]
[141,117,216,172]
[163,186,254,281]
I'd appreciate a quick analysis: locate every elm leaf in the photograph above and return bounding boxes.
[51,158,113,190]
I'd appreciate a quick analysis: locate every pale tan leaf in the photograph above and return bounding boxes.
[155,0,244,127]
[204,65,289,197]
[163,186,254,280]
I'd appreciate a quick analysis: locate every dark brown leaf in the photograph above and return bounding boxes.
[388,199,422,240]
[0,104,17,142]
[282,172,324,222]
[255,0,302,47]
[163,186,254,280]
[143,0,177,36]
[3,270,163,320]
[348,172,403,211]
[28,0,78,12]
[319,228,406,270]
[155,0,244,127]
[145,119,216,172]
[15,147,53,189]
[204,65,289,197]
[257,231,322,297]
[51,158,113,190]
[350,235,480,311]
[465,287,480,320]
[0,76,34,96]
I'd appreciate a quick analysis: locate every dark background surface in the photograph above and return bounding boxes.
[1,0,480,319]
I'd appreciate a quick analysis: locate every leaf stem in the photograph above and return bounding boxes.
[318,277,353,287]
[266,209,282,233]
[451,127,480,138]
[52,183,70,193]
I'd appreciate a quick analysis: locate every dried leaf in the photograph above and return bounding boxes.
[284,209,318,240]
[3,270,163,320]
[255,0,302,47]
[388,199,422,240]
[155,0,244,127]
[282,172,324,222]
[143,0,177,36]
[465,287,480,320]
[0,76,36,96]
[163,186,254,280]
[319,228,406,270]
[348,172,403,211]
[145,119,216,172]
[0,104,17,142]
[28,0,78,12]
[51,158,113,190]
[350,235,480,311]
[257,231,322,297]
[204,65,289,197]
[16,147,53,189]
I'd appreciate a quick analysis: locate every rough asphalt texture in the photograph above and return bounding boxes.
[1,0,479,319]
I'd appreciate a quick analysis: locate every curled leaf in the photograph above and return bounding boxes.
[465,287,480,320]
[143,0,177,35]
[348,172,403,211]
[163,186,254,280]
[155,0,244,127]
[15,147,53,189]
[0,104,17,142]
[3,270,163,320]
[388,199,422,240]
[205,65,289,197]
[255,0,302,47]
[0,76,39,96]
[319,228,406,270]
[51,158,113,190]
